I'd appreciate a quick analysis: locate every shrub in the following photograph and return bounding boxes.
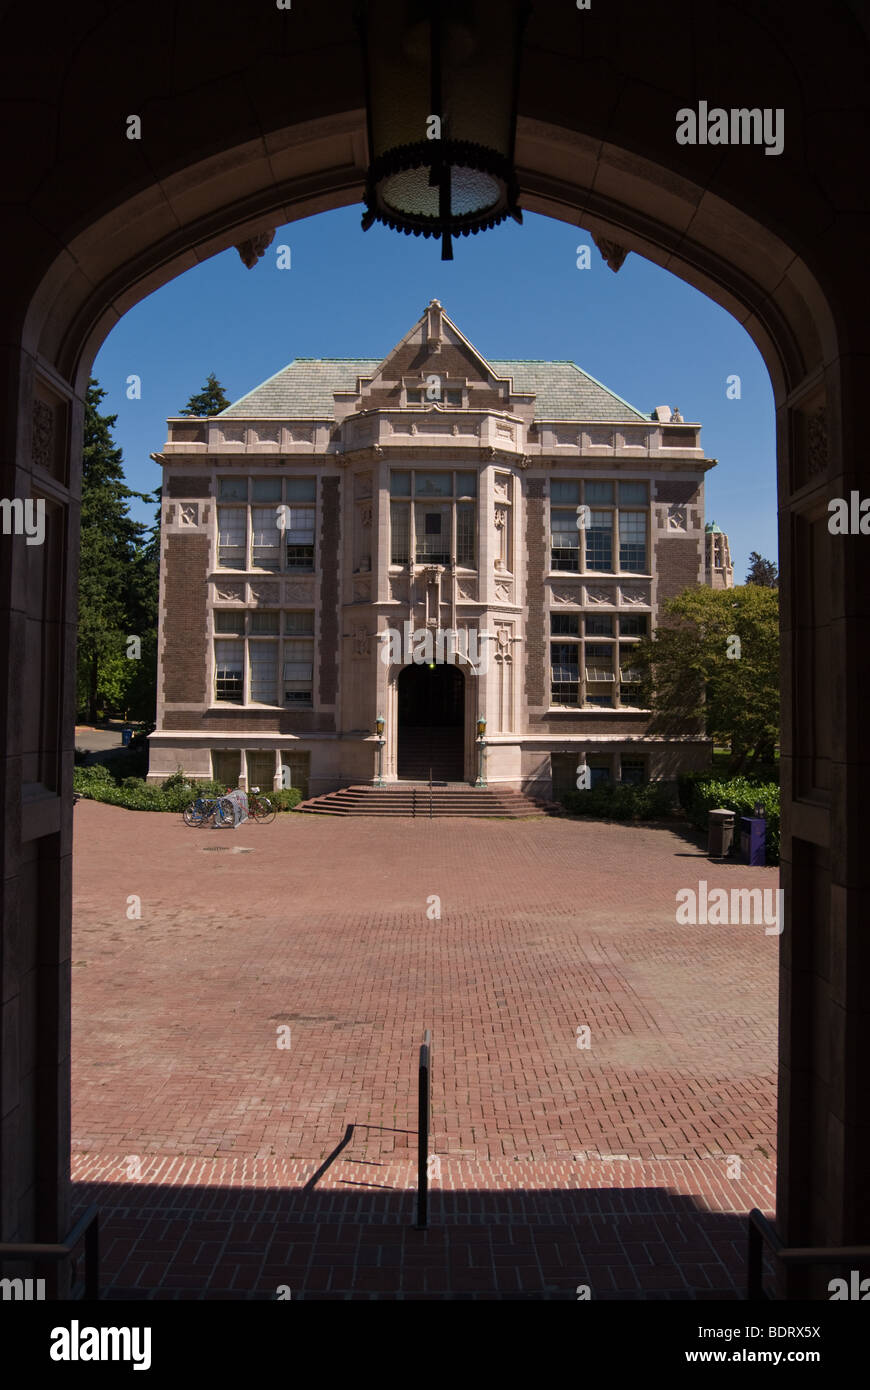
[560,780,675,821]
[678,773,780,864]
[270,787,302,811]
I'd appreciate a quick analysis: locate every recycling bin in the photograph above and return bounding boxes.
[740,815,766,866]
[708,807,736,858]
[121,726,133,747]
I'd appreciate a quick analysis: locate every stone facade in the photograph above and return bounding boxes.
[149,303,715,797]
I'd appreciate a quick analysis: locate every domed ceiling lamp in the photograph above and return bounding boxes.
[356,0,530,261]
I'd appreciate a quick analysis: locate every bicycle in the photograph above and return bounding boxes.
[246,785,276,824]
[182,794,235,828]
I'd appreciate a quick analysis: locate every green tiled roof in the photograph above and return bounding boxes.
[219,356,647,424]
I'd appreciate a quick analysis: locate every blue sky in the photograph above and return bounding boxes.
[93,205,776,579]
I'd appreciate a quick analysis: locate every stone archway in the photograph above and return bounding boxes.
[2,1,868,1294]
[396,663,465,781]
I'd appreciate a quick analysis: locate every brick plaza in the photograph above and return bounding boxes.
[72,802,779,1298]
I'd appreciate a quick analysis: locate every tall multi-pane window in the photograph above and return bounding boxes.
[389,470,478,568]
[548,611,648,709]
[213,610,314,707]
[550,479,648,574]
[283,610,314,707]
[214,639,244,703]
[216,476,316,571]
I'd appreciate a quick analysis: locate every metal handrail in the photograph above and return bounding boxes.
[0,1203,100,1299]
[429,766,433,819]
[415,1029,432,1229]
[747,1207,870,1299]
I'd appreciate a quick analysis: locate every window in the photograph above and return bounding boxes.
[214,611,244,633]
[284,506,315,570]
[389,471,478,568]
[406,386,463,406]
[212,749,241,787]
[249,641,278,704]
[588,756,612,786]
[217,478,316,570]
[218,507,246,568]
[586,510,613,571]
[215,640,243,702]
[246,751,277,791]
[619,644,644,683]
[619,614,648,637]
[279,751,310,801]
[586,481,614,505]
[619,510,647,572]
[551,613,580,636]
[213,612,313,708]
[620,757,645,785]
[218,477,247,501]
[252,507,281,571]
[550,510,580,571]
[585,642,614,707]
[284,610,314,706]
[252,477,282,502]
[619,482,647,505]
[550,640,580,706]
[585,615,613,636]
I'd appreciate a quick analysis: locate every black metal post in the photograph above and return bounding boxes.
[416,1029,432,1229]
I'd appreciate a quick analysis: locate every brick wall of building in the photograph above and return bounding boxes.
[655,481,701,505]
[524,479,546,709]
[161,534,209,703]
[655,535,704,606]
[319,476,340,705]
[160,710,335,732]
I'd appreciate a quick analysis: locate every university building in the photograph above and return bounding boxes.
[148,301,717,800]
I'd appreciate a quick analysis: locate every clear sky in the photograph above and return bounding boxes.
[93,204,777,580]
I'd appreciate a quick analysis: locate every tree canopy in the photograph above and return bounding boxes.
[77,379,159,722]
[180,372,231,417]
[636,584,779,773]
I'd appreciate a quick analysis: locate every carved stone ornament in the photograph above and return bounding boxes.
[360,504,373,528]
[249,582,280,603]
[214,582,244,602]
[667,505,687,531]
[550,586,581,605]
[496,626,512,649]
[353,624,370,656]
[518,455,531,470]
[493,475,510,500]
[494,506,509,530]
[235,229,276,268]
[494,582,513,603]
[620,585,649,606]
[593,234,629,272]
[457,580,477,601]
[284,579,315,602]
[32,398,54,471]
[179,503,198,527]
[585,585,615,605]
[807,405,828,476]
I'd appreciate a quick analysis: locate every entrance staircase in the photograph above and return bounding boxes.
[396,727,464,781]
[295,784,560,818]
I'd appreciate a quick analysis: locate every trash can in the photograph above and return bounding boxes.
[121,727,133,747]
[708,807,736,857]
[740,815,766,866]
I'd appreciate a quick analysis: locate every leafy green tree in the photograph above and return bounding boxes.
[77,380,155,722]
[745,551,778,587]
[635,584,779,773]
[180,372,231,416]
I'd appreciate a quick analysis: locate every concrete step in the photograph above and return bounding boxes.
[295,785,553,818]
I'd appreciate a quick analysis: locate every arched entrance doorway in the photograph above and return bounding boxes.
[2,0,868,1294]
[397,663,465,781]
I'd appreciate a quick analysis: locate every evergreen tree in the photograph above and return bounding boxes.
[77,379,155,722]
[180,372,231,416]
[745,551,778,587]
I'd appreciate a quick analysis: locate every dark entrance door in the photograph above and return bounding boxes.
[397,663,465,781]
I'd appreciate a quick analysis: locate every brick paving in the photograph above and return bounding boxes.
[71,800,779,1297]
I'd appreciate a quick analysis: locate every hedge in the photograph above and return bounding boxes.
[678,772,780,864]
[73,764,301,813]
[559,780,675,821]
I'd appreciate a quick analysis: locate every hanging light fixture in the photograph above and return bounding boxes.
[356,1,530,261]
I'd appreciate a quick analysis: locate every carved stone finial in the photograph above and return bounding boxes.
[235,229,276,269]
[593,235,629,273]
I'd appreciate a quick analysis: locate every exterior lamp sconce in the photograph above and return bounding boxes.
[476,714,487,787]
[374,714,386,786]
[356,0,530,261]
